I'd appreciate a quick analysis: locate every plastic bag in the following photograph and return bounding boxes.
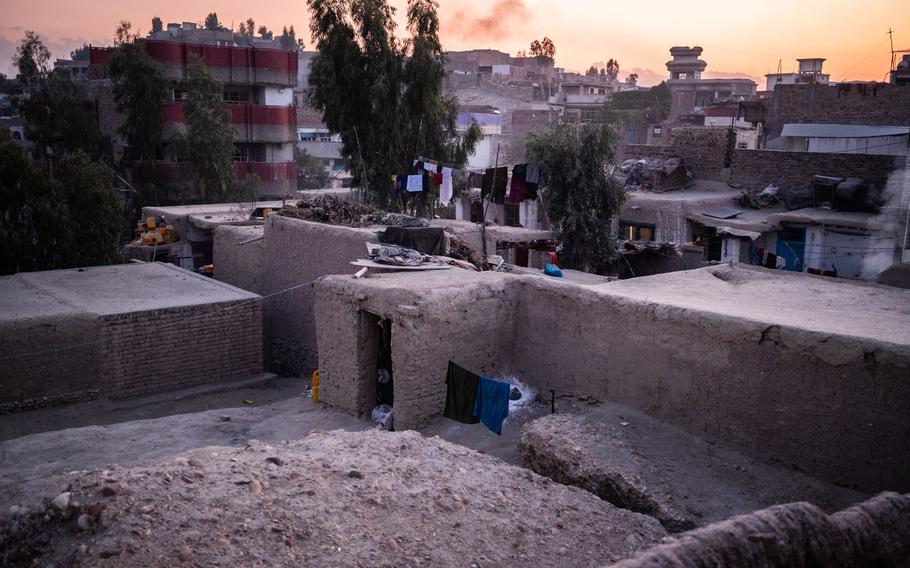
[372,404,394,431]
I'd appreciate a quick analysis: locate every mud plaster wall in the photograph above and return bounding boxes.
[511,278,910,493]
[314,270,910,492]
[314,274,518,430]
[214,225,265,294]
[262,215,378,376]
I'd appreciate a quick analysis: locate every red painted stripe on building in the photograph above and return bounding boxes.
[91,42,297,73]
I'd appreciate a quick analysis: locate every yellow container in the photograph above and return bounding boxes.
[311,370,320,403]
[263,208,273,219]
[146,216,157,229]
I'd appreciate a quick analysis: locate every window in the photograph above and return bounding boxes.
[504,203,520,227]
[736,142,747,149]
[223,91,248,103]
[619,221,656,241]
[653,126,662,136]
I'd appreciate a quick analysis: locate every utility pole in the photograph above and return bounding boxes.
[481,144,501,257]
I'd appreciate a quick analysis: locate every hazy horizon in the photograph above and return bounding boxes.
[2,0,907,86]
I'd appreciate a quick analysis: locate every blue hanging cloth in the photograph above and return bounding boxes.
[472,376,510,435]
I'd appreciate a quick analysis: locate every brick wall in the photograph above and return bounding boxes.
[767,84,910,137]
[0,299,262,412]
[622,127,729,180]
[728,150,899,190]
[98,301,262,398]
[622,128,900,189]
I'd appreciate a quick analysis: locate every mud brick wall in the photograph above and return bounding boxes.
[728,150,899,190]
[262,215,377,377]
[622,127,729,180]
[0,313,102,412]
[766,84,910,137]
[314,274,518,431]
[98,301,263,399]
[0,300,262,412]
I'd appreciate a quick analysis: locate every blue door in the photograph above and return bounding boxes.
[776,225,806,272]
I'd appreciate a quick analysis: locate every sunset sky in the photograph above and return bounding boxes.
[1,0,907,85]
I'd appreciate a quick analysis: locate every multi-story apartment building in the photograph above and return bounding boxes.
[90,28,298,198]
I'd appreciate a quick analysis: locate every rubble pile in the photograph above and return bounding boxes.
[1,430,666,567]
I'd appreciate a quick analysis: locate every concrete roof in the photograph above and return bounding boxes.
[781,124,910,138]
[321,264,910,349]
[601,265,910,347]
[0,263,260,321]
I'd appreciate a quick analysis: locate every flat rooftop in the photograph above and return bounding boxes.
[601,265,910,347]
[0,263,260,321]
[326,264,910,349]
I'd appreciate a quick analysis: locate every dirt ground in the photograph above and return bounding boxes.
[0,380,870,565]
[1,431,666,567]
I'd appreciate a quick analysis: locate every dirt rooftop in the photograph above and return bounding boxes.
[1,430,666,567]
[0,263,259,320]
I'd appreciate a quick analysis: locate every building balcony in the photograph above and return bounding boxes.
[161,102,296,143]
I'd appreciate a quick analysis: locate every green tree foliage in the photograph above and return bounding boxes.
[605,58,619,81]
[279,26,301,50]
[18,69,105,160]
[0,141,121,275]
[204,13,219,31]
[13,31,51,86]
[295,147,330,189]
[114,21,139,45]
[152,16,164,33]
[307,0,481,208]
[70,44,90,60]
[107,28,167,164]
[175,56,236,203]
[55,151,122,267]
[608,81,671,125]
[530,37,555,59]
[525,119,625,274]
[257,25,273,40]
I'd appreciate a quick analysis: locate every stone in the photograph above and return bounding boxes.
[558,547,569,556]
[177,546,194,562]
[77,514,91,530]
[188,459,205,468]
[386,538,400,552]
[51,492,71,510]
[251,480,263,495]
[266,457,285,467]
[101,486,118,497]
[347,470,364,479]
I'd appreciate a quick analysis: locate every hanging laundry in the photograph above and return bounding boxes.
[442,166,454,178]
[472,376,510,435]
[407,174,424,192]
[433,172,443,186]
[508,163,527,204]
[468,171,484,189]
[524,164,540,200]
[440,175,453,205]
[395,175,408,194]
[444,361,480,424]
[415,160,424,171]
[482,167,508,204]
